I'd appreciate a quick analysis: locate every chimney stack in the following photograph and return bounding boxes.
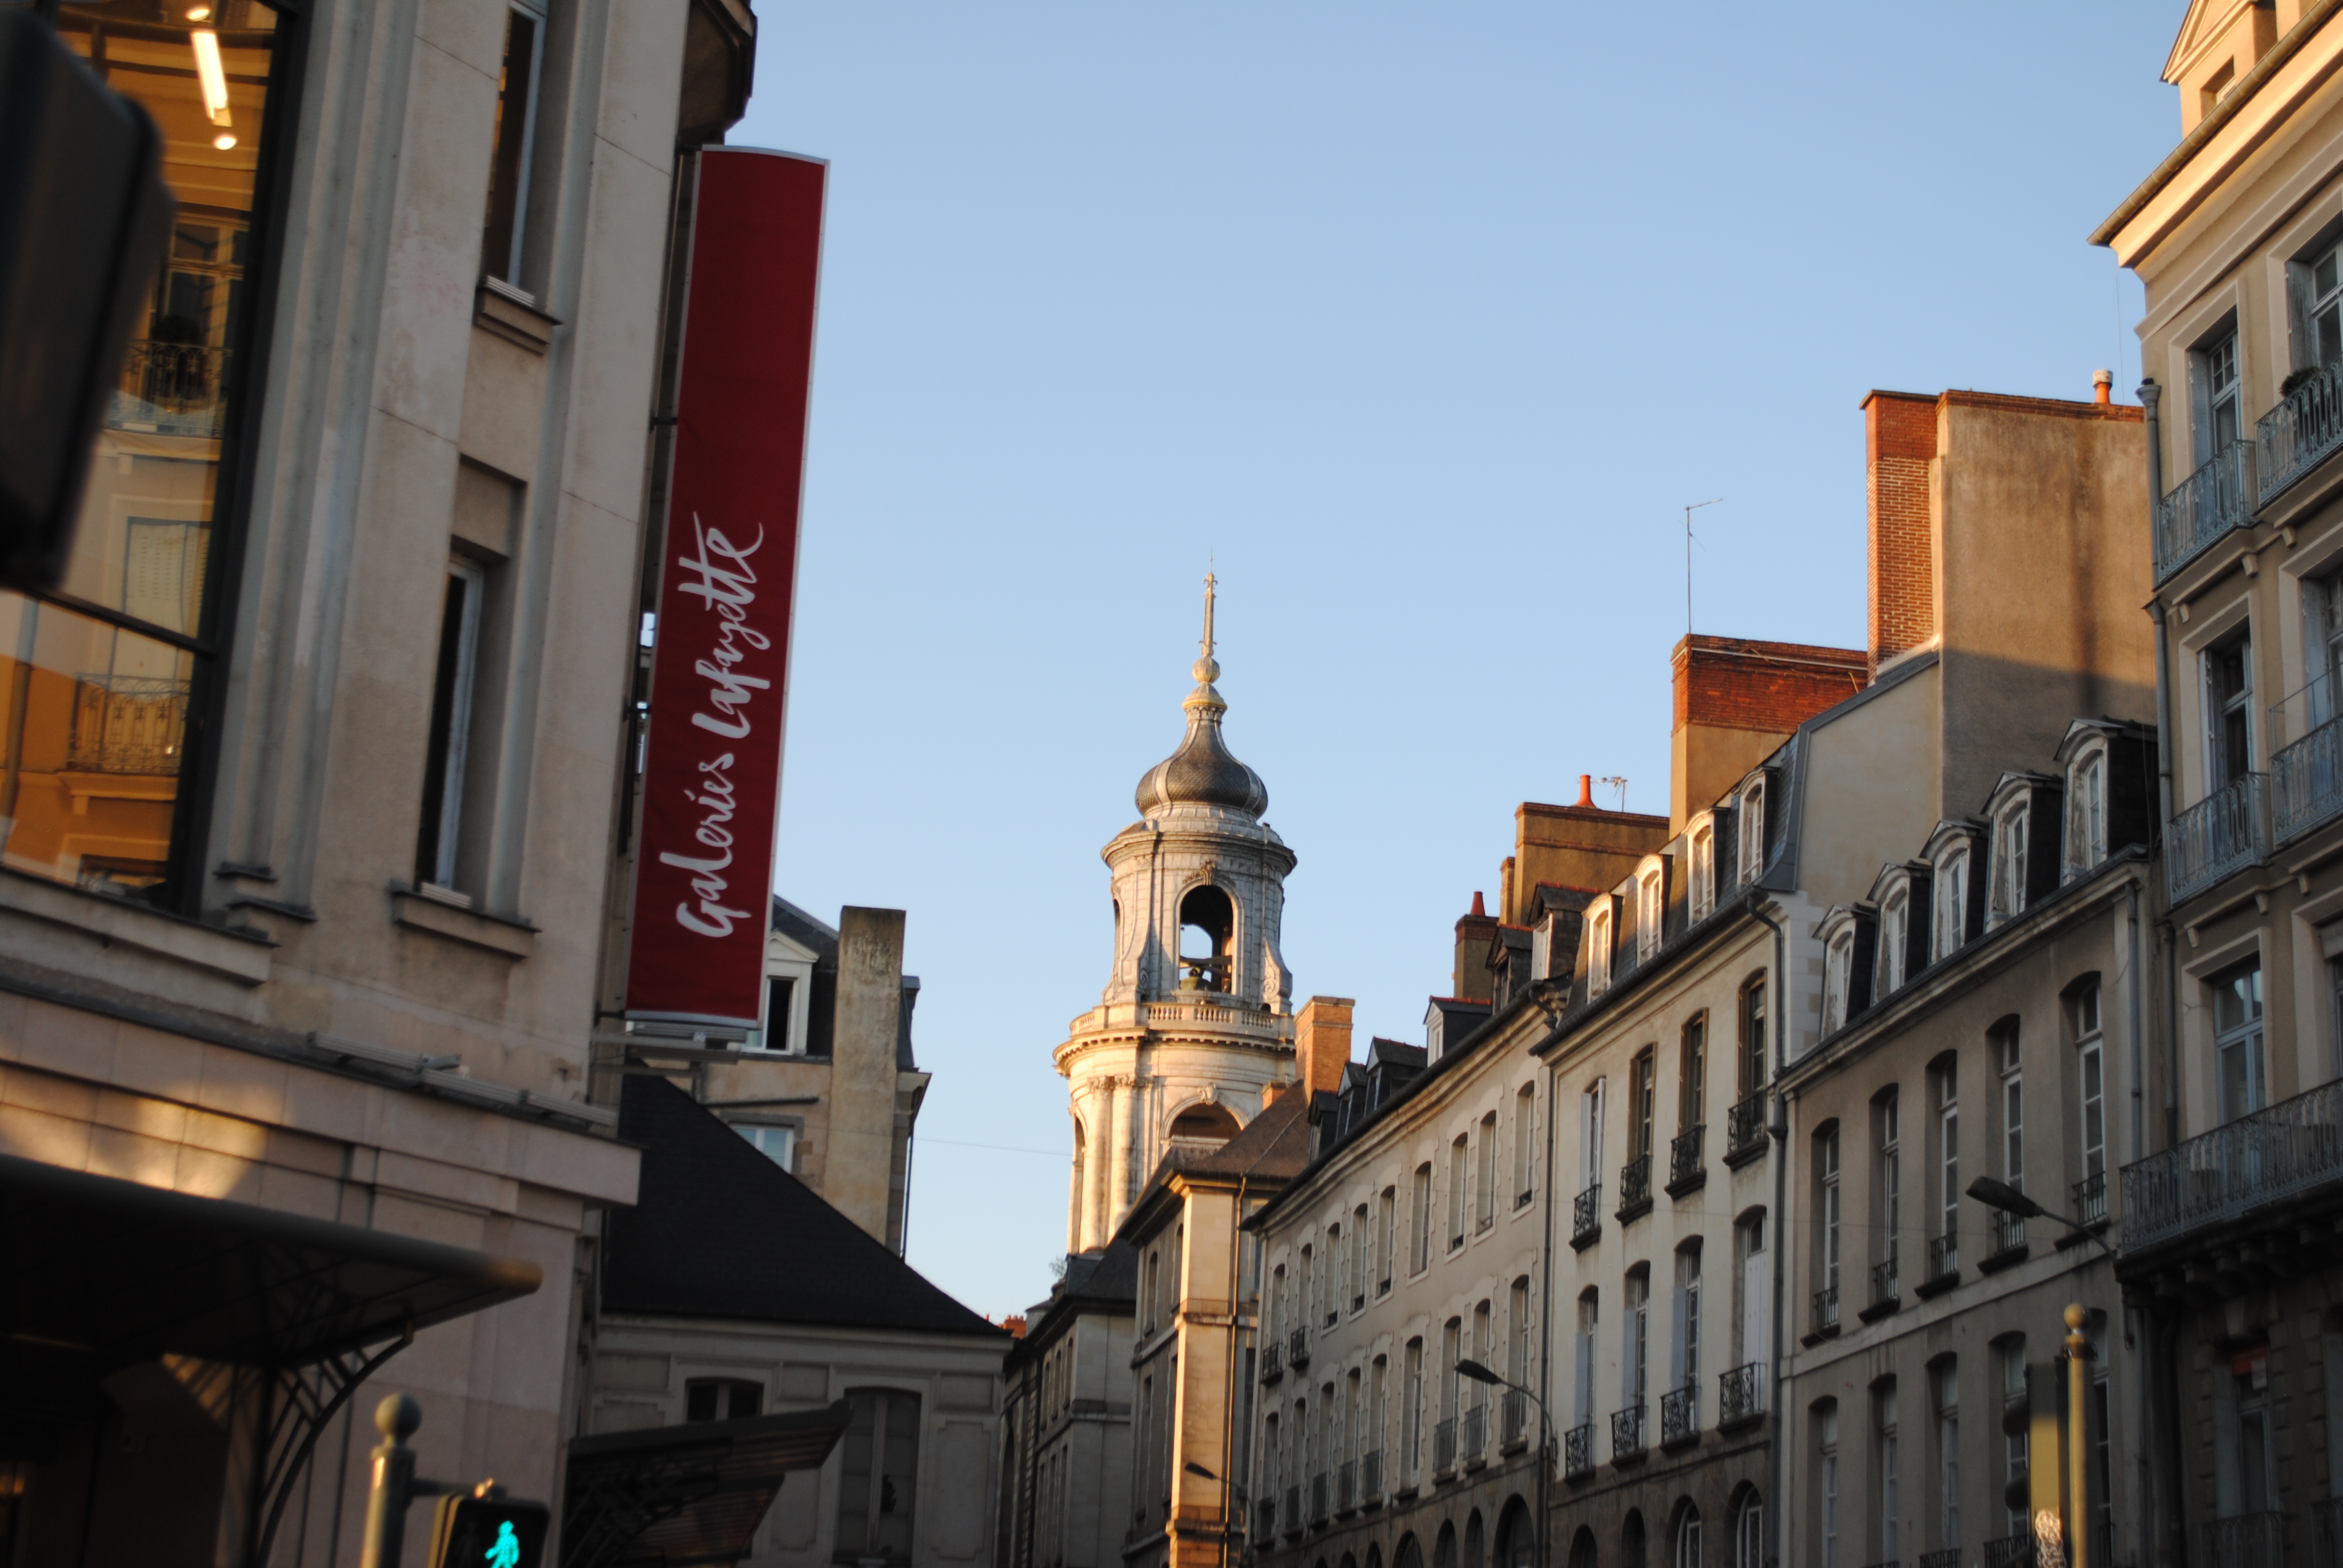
[1293,996,1355,1096]
[1862,390,1938,667]
[2092,369,2113,406]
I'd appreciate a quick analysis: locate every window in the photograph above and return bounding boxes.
[1448,1137,1469,1249]
[1625,1269,1650,1411]
[1581,1079,1608,1190]
[1823,930,1854,1033]
[1738,979,1767,1100]
[2068,748,2107,874]
[1299,1245,1314,1334]
[1470,1301,1493,1413]
[1441,1319,1463,1422]
[1740,783,1768,883]
[1377,1187,1397,1291]
[1933,848,1970,960]
[1878,889,1908,994]
[733,1121,798,1172]
[686,1377,762,1422]
[1674,1504,1702,1568]
[1679,1014,1707,1136]
[1732,1491,1764,1568]
[2195,325,2244,460]
[1991,804,2030,922]
[1403,1338,1424,1474]
[1818,1126,1841,1304]
[1323,1226,1340,1327]
[1732,1214,1766,1370]
[1411,1164,1433,1273]
[2229,1348,2277,1516]
[1996,1022,2023,1192]
[1817,1403,1840,1568]
[2303,238,2343,373]
[1875,1382,1899,1563]
[1673,1245,1702,1394]
[1878,1091,1901,1283]
[2214,959,2268,1121]
[1590,906,1613,993]
[1690,826,1715,921]
[1508,1278,1532,1382]
[1573,1291,1598,1427]
[1353,1204,1371,1310]
[1269,1264,1286,1341]
[2075,985,2106,1212]
[2206,632,2255,792]
[1934,1060,1960,1261]
[835,1389,920,1566]
[482,0,549,288]
[1512,1085,1536,1206]
[1998,1339,2028,1536]
[1371,1355,1389,1466]
[1476,1112,1498,1232]
[1932,1360,1960,1553]
[2310,570,2343,737]
[10,7,289,910]
[1639,870,1664,960]
[416,558,487,895]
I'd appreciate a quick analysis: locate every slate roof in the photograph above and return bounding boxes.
[605,1075,1002,1339]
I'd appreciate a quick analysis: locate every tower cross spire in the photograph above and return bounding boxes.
[1201,572,1216,662]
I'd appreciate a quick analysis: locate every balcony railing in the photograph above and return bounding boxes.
[2275,709,2343,844]
[1984,1532,2037,1568]
[2123,1076,2343,1249]
[1256,1498,1277,1541]
[1812,1285,1840,1335]
[1871,1256,1899,1308]
[1460,1405,1486,1462]
[2316,1496,2343,1568]
[67,675,190,776]
[1660,1385,1698,1445]
[113,338,231,436]
[1669,1124,1706,1190]
[1562,1422,1594,1478]
[1288,1327,1310,1369]
[1352,1291,1366,1313]
[1610,1404,1647,1460]
[1323,1307,1338,1330]
[1335,1459,1355,1514]
[2155,439,2256,582]
[1726,1091,1768,1163]
[2202,1511,2286,1567]
[2075,1171,2108,1229]
[1432,1418,1457,1474]
[1260,1338,1285,1383]
[2258,357,2343,503]
[1617,1154,1653,1217]
[1360,1449,1381,1503]
[1571,1184,1602,1247]
[1989,1207,2027,1256]
[1916,1551,1964,1568]
[1515,1185,1533,1210]
[1927,1232,1958,1282]
[1501,1388,1528,1448]
[1718,1363,1766,1427]
[1282,1486,1300,1537]
[2169,773,2271,904]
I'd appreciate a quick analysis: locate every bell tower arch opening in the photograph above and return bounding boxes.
[1167,1101,1241,1151]
[1178,884,1235,993]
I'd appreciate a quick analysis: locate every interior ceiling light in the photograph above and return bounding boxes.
[190,29,231,126]
[212,132,238,150]
[185,4,212,18]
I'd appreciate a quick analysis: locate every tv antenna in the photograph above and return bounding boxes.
[1683,498,1723,635]
[1598,776,1628,812]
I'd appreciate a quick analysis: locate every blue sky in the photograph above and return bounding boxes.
[730,2,2188,1318]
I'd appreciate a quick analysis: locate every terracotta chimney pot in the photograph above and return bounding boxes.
[2092,369,2113,406]
[1576,774,1594,808]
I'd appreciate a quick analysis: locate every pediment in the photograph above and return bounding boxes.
[2164,0,2256,83]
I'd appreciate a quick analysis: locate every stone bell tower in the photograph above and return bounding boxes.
[1058,576,1302,1252]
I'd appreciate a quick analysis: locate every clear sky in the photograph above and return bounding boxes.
[730,2,2189,1319]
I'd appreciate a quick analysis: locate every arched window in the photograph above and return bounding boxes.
[1464,1510,1486,1568]
[1434,1521,1459,1568]
[1567,1527,1597,1568]
[1622,1509,1648,1568]
[1394,1535,1425,1568]
[1368,1547,1384,1568]
[1729,1487,1764,1568]
[1178,884,1235,992]
[1168,1102,1239,1149]
[1496,1498,1535,1568]
[1672,1502,1701,1568]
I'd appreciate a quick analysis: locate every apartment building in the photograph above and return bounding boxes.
[2094,2,2343,1561]
[1777,719,2155,1568]
[0,1,755,1563]
[998,1244,1141,1568]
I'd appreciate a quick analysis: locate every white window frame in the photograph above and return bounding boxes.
[1823,930,1853,1034]
[2076,987,2106,1194]
[1639,871,1664,961]
[482,0,550,287]
[1689,826,1715,922]
[1991,803,2029,923]
[1878,887,1907,995]
[1590,907,1613,995]
[1739,784,1766,883]
[1932,847,1968,961]
[2068,746,2107,875]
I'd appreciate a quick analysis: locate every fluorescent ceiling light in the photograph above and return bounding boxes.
[191,30,231,125]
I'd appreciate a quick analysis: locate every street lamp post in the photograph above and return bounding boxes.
[1454,1359,1551,1568]
[1965,1176,2116,1260]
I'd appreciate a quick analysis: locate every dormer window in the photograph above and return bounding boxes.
[1739,782,1767,883]
[1590,906,1613,996]
[1824,929,1854,1034]
[1932,848,1969,961]
[1991,805,2029,923]
[1637,869,1664,961]
[2066,746,2107,877]
[1877,888,1909,996]
[1689,825,1715,923]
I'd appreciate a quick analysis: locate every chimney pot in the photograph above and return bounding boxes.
[1577,774,1594,809]
[2092,369,2113,406]
[1470,890,1486,918]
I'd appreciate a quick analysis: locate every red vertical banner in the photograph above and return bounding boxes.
[625,148,826,1029]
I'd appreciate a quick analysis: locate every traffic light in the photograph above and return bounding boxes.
[424,1492,551,1568]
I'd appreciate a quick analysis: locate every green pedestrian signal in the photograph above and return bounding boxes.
[486,1521,522,1568]
[424,1492,550,1568]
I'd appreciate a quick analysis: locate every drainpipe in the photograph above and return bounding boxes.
[1743,892,1790,1568]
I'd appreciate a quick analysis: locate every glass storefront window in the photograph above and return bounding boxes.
[1,0,286,904]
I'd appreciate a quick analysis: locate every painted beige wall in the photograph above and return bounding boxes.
[1795,664,1942,911]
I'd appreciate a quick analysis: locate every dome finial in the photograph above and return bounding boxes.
[1193,569,1219,687]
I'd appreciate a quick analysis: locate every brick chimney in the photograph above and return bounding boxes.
[1669,636,1868,831]
[1863,390,1938,667]
[1293,996,1355,1096]
[1452,892,1497,1003]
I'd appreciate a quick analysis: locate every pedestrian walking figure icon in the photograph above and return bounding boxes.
[485,1521,522,1568]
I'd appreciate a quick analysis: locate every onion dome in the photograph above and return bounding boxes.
[1135,574,1269,818]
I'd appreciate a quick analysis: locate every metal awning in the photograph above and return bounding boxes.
[562,1401,853,1568]
[0,1150,542,1400]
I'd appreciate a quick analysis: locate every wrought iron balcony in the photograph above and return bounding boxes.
[2274,707,2343,844]
[1360,1449,1381,1503]
[1323,1307,1337,1329]
[1984,1532,2036,1568]
[1871,1256,1899,1308]
[2123,1076,2343,1249]
[1571,1184,1602,1248]
[2202,1511,2285,1567]
[1335,1459,1355,1514]
[1660,1385,1698,1445]
[1432,1416,1458,1475]
[2259,357,2343,504]
[1668,1124,1706,1192]
[1287,1327,1309,1369]
[1282,1486,1300,1537]
[66,675,191,776]
[1989,1207,2027,1256]
[1717,1363,1765,1427]
[1515,1185,1533,1210]
[1726,1092,1768,1163]
[113,338,231,436]
[2074,1171,2108,1229]
[2169,773,2270,904]
[1308,1472,1328,1525]
[1927,1232,1958,1282]
[1609,1404,1647,1460]
[1562,1422,1594,1478]
[1260,1338,1284,1383]
[1617,1154,1653,1218]
[1501,1388,1528,1448]
[1916,1551,1963,1568]
[1460,1405,1486,1462]
[1812,1285,1840,1335]
[2155,438,2256,582]
[1351,1292,1365,1313]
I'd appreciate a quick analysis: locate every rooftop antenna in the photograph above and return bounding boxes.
[1683,498,1723,636]
[1599,775,1628,812]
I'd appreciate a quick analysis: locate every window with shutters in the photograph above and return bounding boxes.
[834,1388,920,1565]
